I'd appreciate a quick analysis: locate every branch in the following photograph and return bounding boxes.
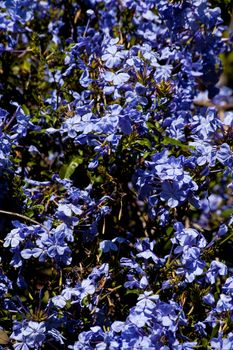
[0,210,50,234]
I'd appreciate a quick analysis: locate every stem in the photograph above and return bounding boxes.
[3,111,17,132]
[218,230,233,246]
[99,285,122,301]
[0,210,50,234]
[83,19,90,37]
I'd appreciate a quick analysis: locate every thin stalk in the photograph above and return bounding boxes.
[0,210,50,234]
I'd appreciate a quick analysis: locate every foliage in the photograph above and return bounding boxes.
[0,0,233,349]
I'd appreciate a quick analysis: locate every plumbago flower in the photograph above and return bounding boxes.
[3,221,72,268]
[135,151,200,224]
[101,37,128,69]
[0,267,12,300]
[1,0,233,349]
[11,320,46,350]
[50,263,110,309]
[3,175,112,271]
[70,291,191,350]
[0,104,38,177]
[10,319,66,350]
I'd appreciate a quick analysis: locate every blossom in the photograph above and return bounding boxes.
[102,43,127,68]
[104,71,130,86]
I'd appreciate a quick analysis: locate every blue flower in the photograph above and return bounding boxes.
[153,63,173,82]
[104,71,130,86]
[99,240,118,253]
[160,181,186,208]
[102,43,127,68]
[11,321,46,350]
[211,332,233,350]
[217,143,233,167]
[223,277,233,294]
[172,222,207,253]
[215,294,233,313]
[203,292,215,306]
[0,272,12,298]
[205,261,227,284]
[177,247,205,282]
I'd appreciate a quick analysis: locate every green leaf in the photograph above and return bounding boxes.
[146,121,157,130]
[166,226,173,235]
[210,323,220,339]
[221,208,233,219]
[31,204,45,214]
[125,289,140,296]
[163,136,185,147]
[133,138,152,149]
[143,151,151,159]
[201,338,209,347]
[162,136,194,151]
[22,104,30,115]
[42,290,50,304]
[60,155,83,179]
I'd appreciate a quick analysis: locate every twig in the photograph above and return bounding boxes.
[3,111,17,132]
[0,210,50,234]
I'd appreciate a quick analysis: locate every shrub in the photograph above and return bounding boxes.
[0,0,233,349]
